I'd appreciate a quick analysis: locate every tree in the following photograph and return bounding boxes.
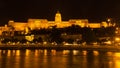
[49,26,63,44]
[82,27,97,44]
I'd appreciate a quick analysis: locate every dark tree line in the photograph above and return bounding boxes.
[1,25,116,44]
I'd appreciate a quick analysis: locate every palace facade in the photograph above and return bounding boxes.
[0,11,114,35]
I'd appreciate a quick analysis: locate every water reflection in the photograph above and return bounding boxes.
[93,51,99,56]
[107,52,113,56]
[63,50,70,55]
[82,50,87,56]
[16,50,20,56]
[0,50,120,68]
[73,50,79,55]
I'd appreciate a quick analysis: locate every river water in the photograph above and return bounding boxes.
[0,49,120,68]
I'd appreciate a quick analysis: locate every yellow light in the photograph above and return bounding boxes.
[114,53,120,58]
[107,19,111,22]
[73,50,79,55]
[16,50,20,56]
[35,50,38,56]
[44,49,47,56]
[115,61,120,68]
[63,50,70,55]
[7,50,11,56]
[116,27,119,30]
[12,50,16,55]
[25,35,34,41]
[115,37,120,42]
[26,49,30,56]
[0,50,1,53]
[115,31,118,34]
[2,50,6,54]
[114,53,120,68]
[51,49,56,55]
[43,41,47,45]
[82,50,87,56]
[93,51,99,56]
[107,52,113,56]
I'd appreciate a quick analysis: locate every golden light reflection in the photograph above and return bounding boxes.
[0,50,1,57]
[12,50,16,56]
[44,49,47,56]
[82,56,87,68]
[63,50,70,55]
[2,50,6,54]
[114,53,120,58]
[107,52,113,56]
[82,50,87,56]
[114,60,120,68]
[115,37,120,42]
[35,50,39,56]
[26,49,30,56]
[7,50,11,56]
[93,51,99,56]
[39,49,44,53]
[51,50,56,55]
[73,50,79,55]
[0,50,1,54]
[16,50,20,56]
[108,61,113,68]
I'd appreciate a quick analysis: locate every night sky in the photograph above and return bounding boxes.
[0,0,120,25]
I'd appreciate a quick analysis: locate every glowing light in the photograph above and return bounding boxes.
[114,53,120,58]
[7,50,11,56]
[2,50,6,54]
[115,60,120,68]
[116,27,119,30]
[108,61,113,68]
[55,11,62,23]
[25,35,34,41]
[93,51,99,56]
[51,50,56,55]
[0,50,1,57]
[101,22,108,27]
[43,41,47,45]
[63,50,70,55]
[115,37,120,42]
[26,49,30,56]
[0,50,1,53]
[115,31,118,34]
[35,50,39,56]
[44,49,47,56]
[12,50,16,56]
[107,18,111,22]
[114,53,120,68]
[0,11,111,34]
[82,50,87,56]
[16,50,20,56]
[73,50,79,55]
[107,52,113,56]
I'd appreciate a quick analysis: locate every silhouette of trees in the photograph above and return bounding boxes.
[1,24,115,44]
[33,37,43,43]
[20,39,27,44]
[49,26,63,44]
[81,27,97,44]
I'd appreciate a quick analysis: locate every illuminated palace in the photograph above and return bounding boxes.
[0,11,114,35]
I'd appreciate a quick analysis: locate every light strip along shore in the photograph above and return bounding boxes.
[0,44,120,52]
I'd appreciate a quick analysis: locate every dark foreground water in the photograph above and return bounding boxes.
[0,49,120,68]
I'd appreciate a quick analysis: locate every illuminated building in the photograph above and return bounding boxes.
[0,11,114,35]
[7,11,90,30]
[55,11,62,23]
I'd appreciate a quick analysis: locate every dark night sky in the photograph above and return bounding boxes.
[0,0,120,25]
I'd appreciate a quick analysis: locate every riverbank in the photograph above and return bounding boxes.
[0,44,120,51]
